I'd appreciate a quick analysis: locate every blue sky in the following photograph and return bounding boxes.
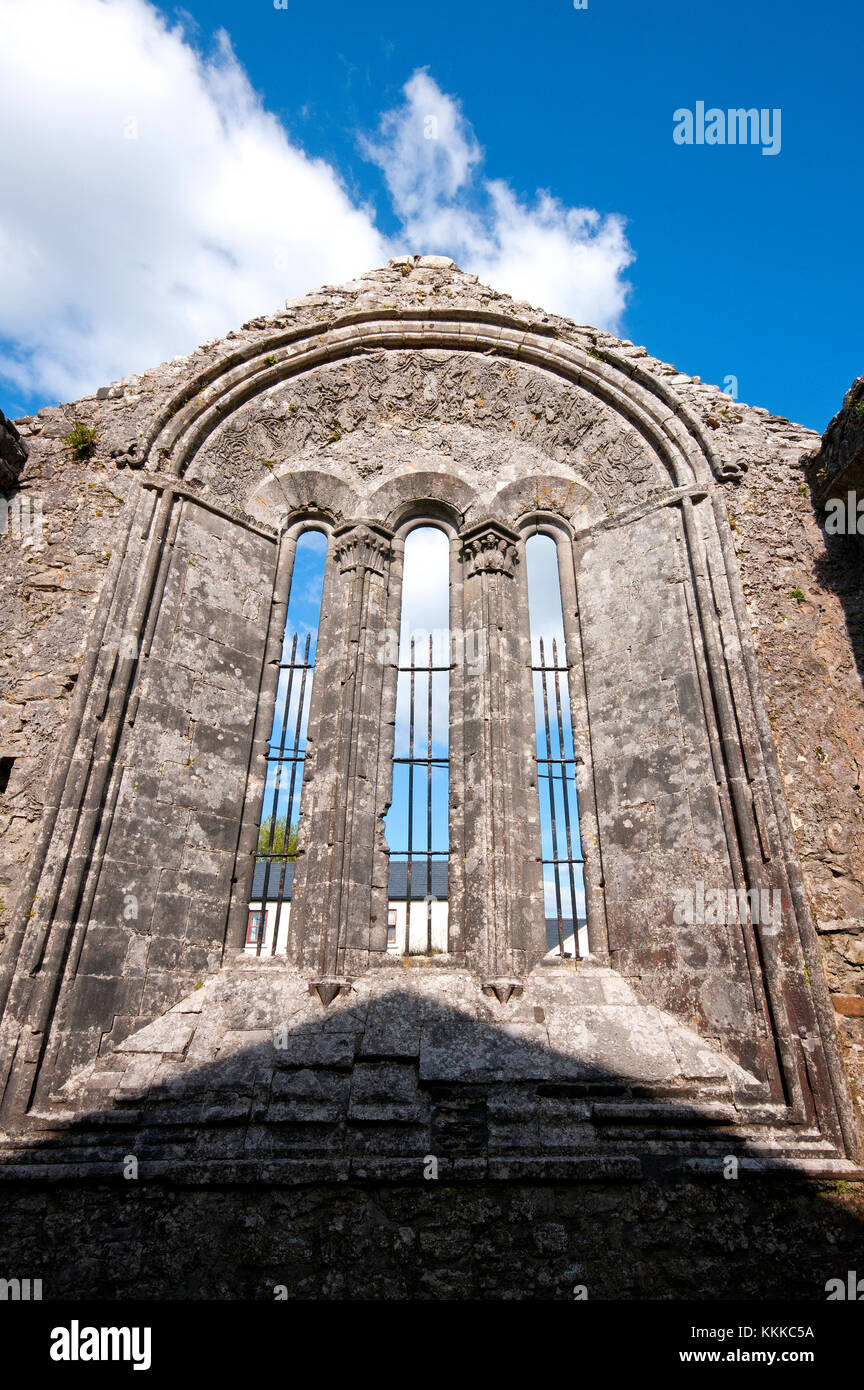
[0,0,860,428]
[194,0,861,430]
[386,528,450,864]
[272,526,588,923]
[262,529,327,841]
[526,534,586,922]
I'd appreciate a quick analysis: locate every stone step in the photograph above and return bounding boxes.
[590,1100,739,1125]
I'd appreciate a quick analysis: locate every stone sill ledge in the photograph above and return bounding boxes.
[0,1155,860,1185]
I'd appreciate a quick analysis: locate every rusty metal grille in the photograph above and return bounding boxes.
[533,636,585,959]
[254,629,314,956]
[389,634,449,956]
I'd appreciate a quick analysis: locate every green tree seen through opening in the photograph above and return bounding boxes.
[257,817,298,859]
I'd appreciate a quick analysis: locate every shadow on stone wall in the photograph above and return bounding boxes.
[807,379,864,688]
[810,537,864,687]
[0,409,27,492]
[0,974,862,1300]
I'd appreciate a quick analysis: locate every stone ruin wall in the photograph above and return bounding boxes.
[0,257,862,1131]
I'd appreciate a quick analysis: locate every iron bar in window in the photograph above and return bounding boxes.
[256,629,313,956]
[390,634,449,955]
[534,636,585,959]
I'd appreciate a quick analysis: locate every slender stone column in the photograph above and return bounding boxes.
[458,520,546,988]
[556,531,610,963]
[226,526,295,953]
[287,522,395,982]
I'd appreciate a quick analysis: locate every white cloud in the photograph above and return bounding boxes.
[0,6,634,408]
[544,876,586,920]
[363,69,634,328]
[394,526,450,756]
[525,533,567,657]
[361,70,482,222]
[399,525,450,643]
[0,0,385,404]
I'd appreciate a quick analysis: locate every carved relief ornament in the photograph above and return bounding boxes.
[460,521,520,579]
[333,523,393,575]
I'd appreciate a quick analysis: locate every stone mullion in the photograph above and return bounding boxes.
[495,553,547,974]
[326,563,368,974]
[460,562,494,978]
[485,575,505,971]
[508,544,548,968]
[446,535,466,960]
[226,528,296,953]
[557,533,610,963]
[285,541,346,971]
[489,572,511,971]
[370,537,404,957]
[338,556,392,974]
[287,523,394,985]
[459,520,541,987]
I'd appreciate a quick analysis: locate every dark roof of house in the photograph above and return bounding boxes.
[251,858,448,901]
[386,860,449,900]
[251,860,295,900]
[544,918,586,951]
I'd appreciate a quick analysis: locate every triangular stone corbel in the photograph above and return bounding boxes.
[309,977,350,1006]
[481,977,523,1005]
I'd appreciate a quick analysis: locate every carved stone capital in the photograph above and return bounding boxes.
[459,520,520,579]
[333,522,393,576]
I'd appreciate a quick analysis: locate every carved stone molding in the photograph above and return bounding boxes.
[332,522,393,576]
[177,340,679,509]
[460,520,520,579]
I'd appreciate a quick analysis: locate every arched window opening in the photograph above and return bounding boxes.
[526,533,588,959]
[246,529,327,956]
[385,526,450,955]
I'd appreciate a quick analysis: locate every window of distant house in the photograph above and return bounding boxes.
[246,909,267,946]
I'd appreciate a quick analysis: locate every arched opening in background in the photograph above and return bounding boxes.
[525,533,588,959]
[246,528,327,955]
[385,525,450,955]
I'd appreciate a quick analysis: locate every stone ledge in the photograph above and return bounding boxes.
[0,1152,860,1184]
